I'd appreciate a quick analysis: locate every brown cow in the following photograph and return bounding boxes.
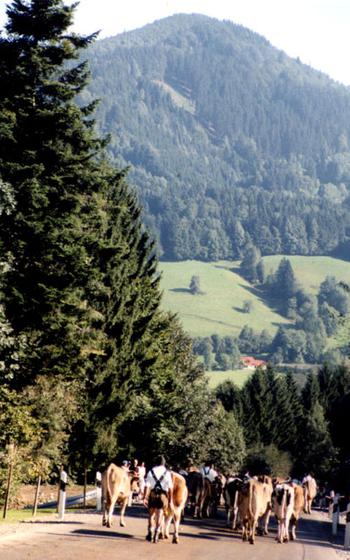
[163,472,188,543]
[303,476,317,514]
[102,463,131,528]
[290,483,305,540]
[238,477,273,544]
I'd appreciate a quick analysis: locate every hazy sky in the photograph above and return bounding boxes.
[1,0,350,86]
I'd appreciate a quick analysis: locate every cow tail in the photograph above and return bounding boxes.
[106,464,112,504]
[248,482,254,519]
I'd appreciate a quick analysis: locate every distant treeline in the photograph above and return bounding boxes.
[215,364,350,488]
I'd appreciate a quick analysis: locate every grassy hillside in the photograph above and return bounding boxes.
[159,260,289,337]
[159,257,350,338]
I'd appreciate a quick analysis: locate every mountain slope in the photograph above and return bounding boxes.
[83,14,350,260]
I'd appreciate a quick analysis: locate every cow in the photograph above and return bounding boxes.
[238,477,273,544]
[201,474,225,518]
[224,477,243,529]
[290,483,305,540]
[257,475,273,535]
[303,476,317,514]
[272,483,295,543]
[102,463,131,528]
[163,472,188,543]
[186,471,205,518]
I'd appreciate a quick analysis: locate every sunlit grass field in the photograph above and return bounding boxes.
[159,257,350,338]
[206,368,253,388]
[159,260,289,337]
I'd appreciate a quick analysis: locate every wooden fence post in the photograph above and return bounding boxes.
[3,443,15,520]
[32,475,41,517]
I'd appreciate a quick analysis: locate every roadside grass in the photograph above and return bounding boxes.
[159,260,289,337]
[206,368,253,388]
[0,508,56,523]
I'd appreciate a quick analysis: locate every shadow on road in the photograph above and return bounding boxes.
[71,528,136,540]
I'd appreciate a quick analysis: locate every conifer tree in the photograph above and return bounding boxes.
[0,0,104,389]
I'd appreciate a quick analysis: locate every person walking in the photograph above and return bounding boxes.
[143,456,173,543]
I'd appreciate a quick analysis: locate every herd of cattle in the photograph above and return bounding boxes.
[101,463,317,545]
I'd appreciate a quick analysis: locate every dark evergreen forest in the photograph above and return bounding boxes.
[82,14,350,261]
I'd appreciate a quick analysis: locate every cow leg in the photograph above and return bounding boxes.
[172,508,181,544]
[279,521,284,543]
[262,509,271,535]
[284,519,290,542]
[107,498,116,528]
[164,512,172,540]
[146,510,155,542]
[102,496,108,526]
[242,519,248,541]
[119,497,128,527]
[290,515,297,541]
[249,519,257,544]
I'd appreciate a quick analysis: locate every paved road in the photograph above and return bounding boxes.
[0,506,348,560]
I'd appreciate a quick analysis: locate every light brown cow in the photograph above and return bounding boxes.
[238,477,273,544]
[163,472,188,543]
[290,483,305,540]
[102,463,131,528]
[303,476,317,514]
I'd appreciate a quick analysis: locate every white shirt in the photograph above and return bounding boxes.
[201,466,218,483]
[138,465,146,479]
[145,466,173,491]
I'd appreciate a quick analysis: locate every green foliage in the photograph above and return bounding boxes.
[0,0,104,390]
[243,444,292,478]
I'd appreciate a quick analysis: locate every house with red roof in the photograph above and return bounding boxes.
[240,356,267,369]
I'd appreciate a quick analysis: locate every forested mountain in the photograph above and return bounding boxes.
[83,14,350,260]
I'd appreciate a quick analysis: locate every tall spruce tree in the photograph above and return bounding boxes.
[87,174,162,463]
[0,0,105,389]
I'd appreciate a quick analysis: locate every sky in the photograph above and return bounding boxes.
[1,0,350,86]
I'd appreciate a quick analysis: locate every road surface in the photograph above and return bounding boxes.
[0,505,348,560]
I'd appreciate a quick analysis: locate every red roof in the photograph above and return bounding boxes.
[241,356,266,368]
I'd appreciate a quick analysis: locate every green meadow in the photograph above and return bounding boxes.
[206,368,254,389]
[159,260,289,337]
[159,257,350,338]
